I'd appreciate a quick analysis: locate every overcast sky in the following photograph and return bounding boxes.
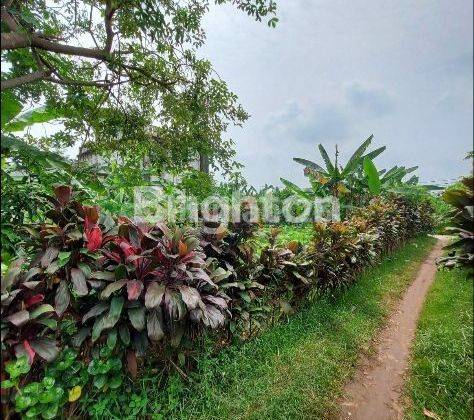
[199,0,473,188]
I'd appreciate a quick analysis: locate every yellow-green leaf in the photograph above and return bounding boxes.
[68,385,82,402]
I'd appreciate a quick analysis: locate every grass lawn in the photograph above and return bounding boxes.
[140,235,435,420]
[404,267,473,420]
[252,224,313,254]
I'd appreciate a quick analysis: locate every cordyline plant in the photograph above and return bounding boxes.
[1,259,58,365]
[259,228,313,294]
[199,205,262,296]
[24,185,116,318]
[310,195,433,292]
[75,217,231,367]
[310,221,368,291]
[199,209,277,335]
[3,186,234,372]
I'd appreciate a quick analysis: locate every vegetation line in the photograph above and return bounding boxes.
[146,236,436,420]
[404,267,473,420]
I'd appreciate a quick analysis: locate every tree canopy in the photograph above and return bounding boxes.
[1,0,278,172]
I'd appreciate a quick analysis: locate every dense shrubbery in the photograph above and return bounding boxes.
[0,186,433,418]
[437,176,474,269]
[309,195,433,292]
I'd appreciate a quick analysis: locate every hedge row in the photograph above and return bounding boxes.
[0,187,433,417]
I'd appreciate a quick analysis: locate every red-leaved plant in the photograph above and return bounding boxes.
[74,217,230,367]
[1,260,58,364]
[25,186,117,318]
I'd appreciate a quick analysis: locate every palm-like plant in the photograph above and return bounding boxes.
[348,163,420,196]
[280,135,386,217]
[282,135,385,196]
[438,176,474,269]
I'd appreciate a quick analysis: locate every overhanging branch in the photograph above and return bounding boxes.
[1,70,52,91]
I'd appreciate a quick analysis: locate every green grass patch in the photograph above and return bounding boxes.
[252,224,313,254]
[404,267,473,420]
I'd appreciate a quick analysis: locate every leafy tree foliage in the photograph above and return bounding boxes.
[1,0,277,172]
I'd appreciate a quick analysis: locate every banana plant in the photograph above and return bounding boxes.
[350,159,424,196]
[380,165,419,186]
[281,135,386,199]
[362,157,381,195]
[438,176,474,268]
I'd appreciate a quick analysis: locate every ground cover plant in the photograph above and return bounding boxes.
[405,267,473,420]
[0,183,434,418]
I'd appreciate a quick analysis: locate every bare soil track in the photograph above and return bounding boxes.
[338,236,448,420]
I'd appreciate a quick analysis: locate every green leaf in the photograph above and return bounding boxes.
[280,178,313,200]
[5,356,30,379]
[239,291,251,303]
[1,92,22,126]
[1,134,69,168]
[128,307,146,331]
[318,144,335,173]
[91,316,106,342]
[1,379,16,389]
[119,324,130,345]
[77,262,92,279]
[29,304,55,319]
[40,404,59,420]
[72,327,90,347]
[342,135,373,176]
[15,394,34,410]
[82,303,109,323]
[57,251,72,266]
[55,280,70,316]
[109,375,123,389]
[363,157,381,195]
[93,374,107,389]
[3,106,60,132]
[362,145,386,161]
[292,158,327,174]
[102,296,124,329]
[107,329,118,349]
[35,318,58,329]
[100,279,126,298]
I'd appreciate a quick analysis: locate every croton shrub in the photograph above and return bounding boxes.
[309,195,434,292]
[1,186,433,417]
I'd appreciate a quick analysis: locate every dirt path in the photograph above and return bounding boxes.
[338,236,448,420]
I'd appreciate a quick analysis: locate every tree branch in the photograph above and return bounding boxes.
[1,31,110,59]
[1,6,109,59]
[1,70,52,91]
[45,76,129,88]
[1,31,29,49]
[0,4,181,92]
[104,0,118,53]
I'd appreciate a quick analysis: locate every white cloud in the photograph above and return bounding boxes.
[201,0,472,187]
